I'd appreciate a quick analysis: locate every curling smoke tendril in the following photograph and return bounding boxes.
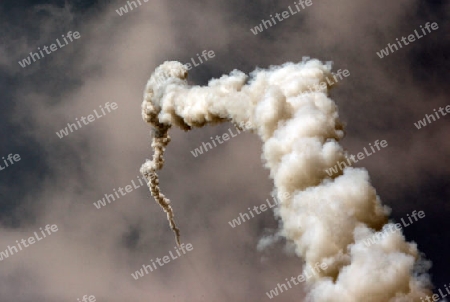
[140,59,432,301]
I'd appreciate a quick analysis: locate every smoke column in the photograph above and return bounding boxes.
[140,59,432,301]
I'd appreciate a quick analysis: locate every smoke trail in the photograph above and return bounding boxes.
[140,59,432,301]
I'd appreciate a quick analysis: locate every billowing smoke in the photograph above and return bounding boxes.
[140,59,432,301]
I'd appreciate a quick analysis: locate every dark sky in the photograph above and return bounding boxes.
[0,0,449,301]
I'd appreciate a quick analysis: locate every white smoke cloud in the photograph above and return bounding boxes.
[140,59,432,301]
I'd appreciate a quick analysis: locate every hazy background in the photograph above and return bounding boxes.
[0,0,449,301]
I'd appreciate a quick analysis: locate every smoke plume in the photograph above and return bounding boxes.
[140,59,432,301]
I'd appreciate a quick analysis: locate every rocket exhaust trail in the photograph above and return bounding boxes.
[140,122,181,246]
[140,59,432,301]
